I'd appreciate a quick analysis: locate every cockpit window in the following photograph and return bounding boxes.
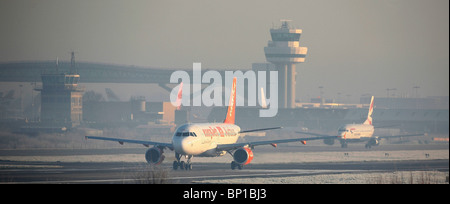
[176,132,197,137]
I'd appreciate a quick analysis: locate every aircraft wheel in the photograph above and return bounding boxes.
[186,163,192,171]
[231,161,243,170]
[231,161,236,170]
[180,161,185,170]
[238,164,243,170]
[173,161,179,170]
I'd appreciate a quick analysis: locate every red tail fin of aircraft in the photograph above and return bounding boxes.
[363,96,374,125]
[176,82,183,110]
[224,77,237,124]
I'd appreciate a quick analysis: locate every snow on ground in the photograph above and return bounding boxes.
[0,149,447,164]
[197,171,449,184]
[249,149,449,164]
[0,154,146,163]
[0,146,447,184]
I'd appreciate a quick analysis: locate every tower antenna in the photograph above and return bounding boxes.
[56,57,59,74]
[280,19,292,29]
[70,51,77,74]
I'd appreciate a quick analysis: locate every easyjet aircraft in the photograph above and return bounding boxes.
[296,96,426,148]
[86,77,338,170]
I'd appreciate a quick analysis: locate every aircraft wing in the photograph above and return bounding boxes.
[377,133,427,139]
[216,136,340,151]
[240,127,283,133]
[295,131,334,137]
[85,136,173,150]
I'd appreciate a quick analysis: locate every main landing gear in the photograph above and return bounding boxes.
[230,161,243,170]
[173,153,193,171]
[228,150,244,170]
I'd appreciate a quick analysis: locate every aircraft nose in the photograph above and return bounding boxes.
[181,138,192,150]
[175,137,194,155]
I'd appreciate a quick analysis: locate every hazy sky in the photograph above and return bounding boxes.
[0,0,448,102]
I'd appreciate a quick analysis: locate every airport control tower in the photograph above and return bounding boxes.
[264,20,307,108]
[36,52,84,128]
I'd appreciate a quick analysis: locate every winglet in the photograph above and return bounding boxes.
[363,96,374,125]
[224,77,237,124]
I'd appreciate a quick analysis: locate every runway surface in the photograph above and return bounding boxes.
[0,159,448,184]
[0,144,448,184]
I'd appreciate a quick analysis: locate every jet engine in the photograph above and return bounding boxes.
[145,147,165,165]
[365,138,380,148]
[233,147,254,165]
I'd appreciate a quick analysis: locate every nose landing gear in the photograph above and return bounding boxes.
[173,153,193,170]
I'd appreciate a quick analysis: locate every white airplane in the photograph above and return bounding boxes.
[86,77,338,170]
[296,96,426,148]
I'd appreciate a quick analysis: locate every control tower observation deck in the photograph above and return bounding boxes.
[264,20,307,108]
[35,52,84,127]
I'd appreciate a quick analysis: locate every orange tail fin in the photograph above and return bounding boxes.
[224,77,236,124]
[363,96,374,125]
[175,82,183,110]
